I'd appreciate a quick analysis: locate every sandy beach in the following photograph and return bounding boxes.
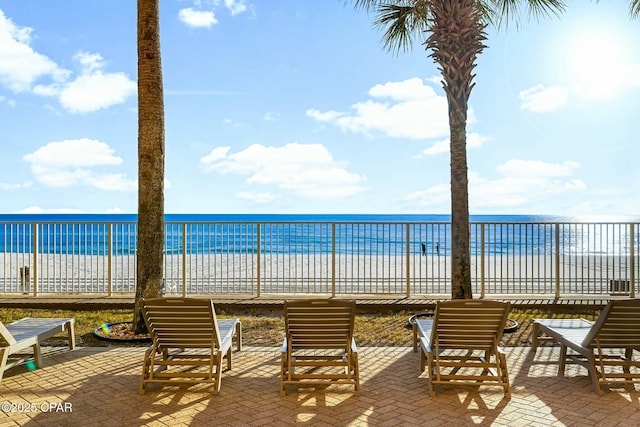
[0,251,635,297]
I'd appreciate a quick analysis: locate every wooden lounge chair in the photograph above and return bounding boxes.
[0,317,75,383]
[419,299,511,397]
[139,297,241,394]
[531,298,640,394]
[280,299,359,396]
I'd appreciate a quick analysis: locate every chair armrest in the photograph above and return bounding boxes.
[420,336,433,354]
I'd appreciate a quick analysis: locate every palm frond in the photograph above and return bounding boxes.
[349,0,386,12]
[489,0,566,28]
[631,0,640,18]
[374,3,428,53]
[476,1,499,26]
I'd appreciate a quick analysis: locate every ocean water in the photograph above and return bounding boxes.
[0,214,638,256]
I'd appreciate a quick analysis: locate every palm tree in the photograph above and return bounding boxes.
[133,0,165,334]
[350,0,568,299]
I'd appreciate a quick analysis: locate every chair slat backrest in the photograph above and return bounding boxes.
[582,299,640,349]
[0,322,17,347]
[284,299,355,350]
[431,300,511,351]
[142,298,221,349]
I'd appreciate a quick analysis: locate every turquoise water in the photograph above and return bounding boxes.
[0,214,638,256]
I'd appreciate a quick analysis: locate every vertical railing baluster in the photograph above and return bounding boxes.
[32,223,38,296]
[555,223,561,298]
[630,223,635,298]
[257,223,261,297]
[405,223,410,298]
[331,223,336,297]
[480,224,485,299]
[108,223,113,296]
[182,223,187,297]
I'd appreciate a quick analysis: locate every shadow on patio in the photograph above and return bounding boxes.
[1,345,640,426]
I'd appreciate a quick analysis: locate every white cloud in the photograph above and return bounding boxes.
[404,159,585,210]
[0,13,134,113]
[23,139,136,191]
[224,0,248,15]
[415,133,492,157]
[519,85,568,113]
[307,77,468,140]
[178,1,250,28]
[57,70,136,113]
[235,191,279,204]
[73,51,105,73]
[496,159,580,178]
[263,111,279,122]
[179,8,218,28]
[23,138,123,168]
[200,146,230,164]
[306,109,343,122]
[34,51,136,114]
[106,207,126,214]
[17,206,85,214]
[200,143,367,199]
[0,181,31,191]
[0,10,69,92]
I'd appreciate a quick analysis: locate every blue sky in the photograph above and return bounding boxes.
[0,1,639,216]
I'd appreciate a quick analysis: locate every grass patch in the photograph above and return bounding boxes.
[1,306,602,348]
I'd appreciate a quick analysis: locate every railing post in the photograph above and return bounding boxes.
[480,224,485,299]
[405,223,410,298]
[257,223,261,298]
[182,223,187,297]
[331,223,336,297]
[108,224,113,297]
[630,223,635,298]
[32,223,38,296]
[555,223,561,299]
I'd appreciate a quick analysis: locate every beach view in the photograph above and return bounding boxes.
[1,1,640,426]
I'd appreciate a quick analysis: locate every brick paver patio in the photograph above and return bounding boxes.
[1,345,639,426]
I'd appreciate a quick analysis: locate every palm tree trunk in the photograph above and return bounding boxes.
[449,117,471,299]
[426,0,486,299]
[133,0,165,333]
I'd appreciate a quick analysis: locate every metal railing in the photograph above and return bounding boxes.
[0,221,638,298]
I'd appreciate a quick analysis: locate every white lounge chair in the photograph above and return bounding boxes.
[0,317,76,383]
[532,298,640,394]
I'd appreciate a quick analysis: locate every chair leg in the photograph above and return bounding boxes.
[624,348,633,379]
[235,322,242,351]
[213,353,223,395]
[531,323,540,350]
[427,352,435,396]
[587,350,604,395]
[280,352,287,396]
[558,344,568,376]
[353,353,360,396]
[500,353,511,398]
[33,343,43,369]
[139,350,152,394]
[226,347,232,371]
[0,349,8,385]
[66,321,76,350]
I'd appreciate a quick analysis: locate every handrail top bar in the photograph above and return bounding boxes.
[1,221,639,225]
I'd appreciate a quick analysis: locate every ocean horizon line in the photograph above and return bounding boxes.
[2,213,639,223]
